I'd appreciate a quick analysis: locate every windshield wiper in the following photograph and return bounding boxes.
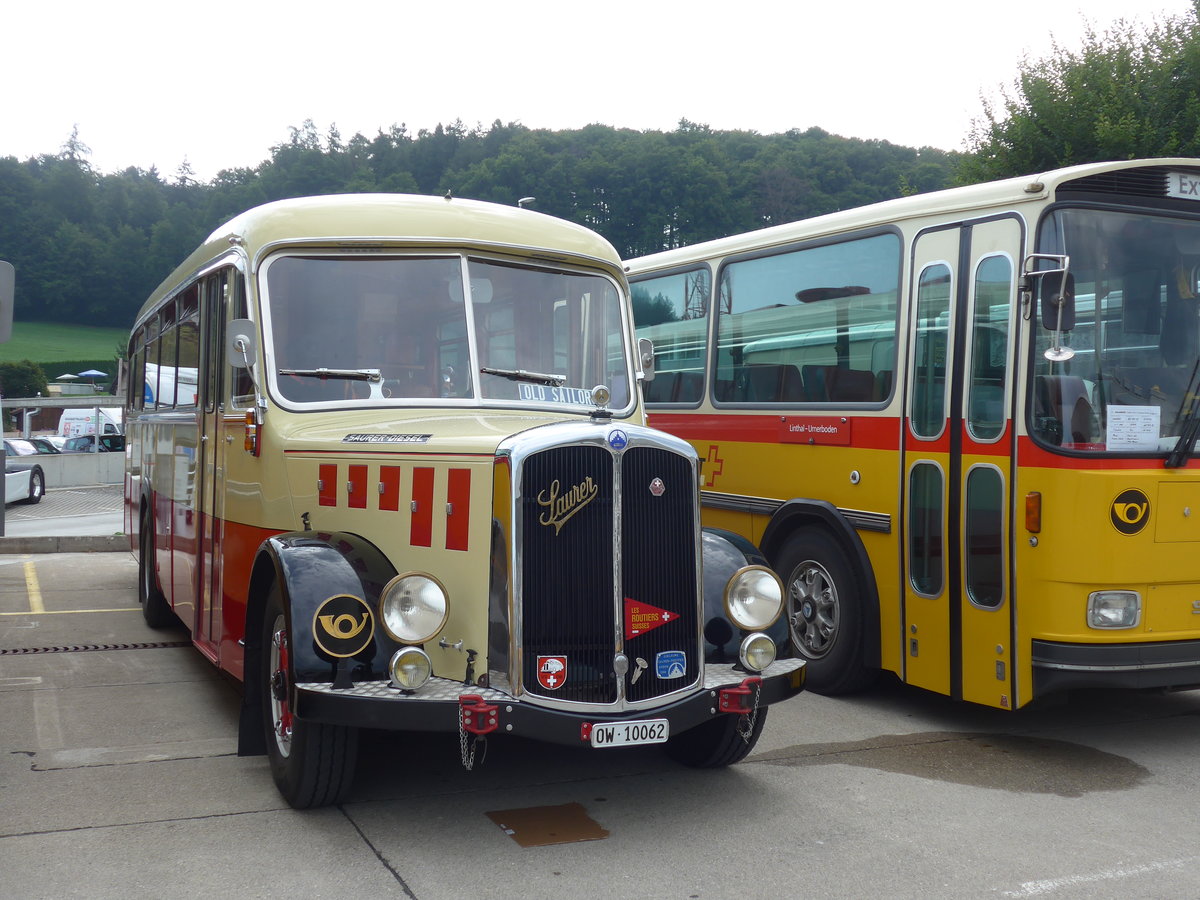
[1166,360,1200,468]
[278,367,382,384]
[480,366,566,387]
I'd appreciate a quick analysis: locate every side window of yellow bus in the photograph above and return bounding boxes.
[631,268,709,404]
[967,255,1013,440]
[911,264,952,437]
[714,233,900,405]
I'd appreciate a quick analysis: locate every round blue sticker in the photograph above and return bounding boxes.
[608,429,628,451]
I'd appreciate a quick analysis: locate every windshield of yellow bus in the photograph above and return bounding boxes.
[1032,207,1200,454]
[262,254,631,410]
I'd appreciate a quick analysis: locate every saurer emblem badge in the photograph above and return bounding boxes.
[537,476,599,534]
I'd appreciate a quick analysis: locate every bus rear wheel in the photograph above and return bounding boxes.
[261,585,358,809]
[776,528,875,695]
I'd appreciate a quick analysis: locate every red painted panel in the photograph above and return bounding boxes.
[411,467,434,547]
[446,468,472,551]
[347,464,368,509]
[319,463,338,507]
[379,465,401,511]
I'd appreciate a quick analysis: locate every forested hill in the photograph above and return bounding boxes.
[0,120,959,328]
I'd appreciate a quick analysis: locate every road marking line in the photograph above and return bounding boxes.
[24,559,44,614]
[0,608,139,617]
[1003,856,1198,896]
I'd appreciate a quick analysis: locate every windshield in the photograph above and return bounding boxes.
[263,254,632,411]
[1031,207,1200,454]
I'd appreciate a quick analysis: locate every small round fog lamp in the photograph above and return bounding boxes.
[389,646,432,690]
[739,632,777,672]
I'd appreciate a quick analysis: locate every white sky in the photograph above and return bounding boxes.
[3,0,1193,182]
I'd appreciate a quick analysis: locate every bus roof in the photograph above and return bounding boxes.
[139,193,624,323]
[625,158,1200,273]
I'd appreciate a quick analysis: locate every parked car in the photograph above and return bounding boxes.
[6,439,42,455]
[62,434,126,453]
[27,437,62,454]
[1,458,43,508]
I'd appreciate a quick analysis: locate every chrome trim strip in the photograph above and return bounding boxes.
[1034,659,1200,673]
[699,490,892,533]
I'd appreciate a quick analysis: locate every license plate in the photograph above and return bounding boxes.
[589,719,669,748]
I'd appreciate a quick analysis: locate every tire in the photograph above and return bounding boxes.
[138,522,176,628]
[775,527,876,695]
[20,468,44,504]
[262,584,358,808]
[666,707,769,768]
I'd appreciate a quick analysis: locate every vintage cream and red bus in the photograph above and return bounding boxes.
[627,159,1200,710]
[125,193,804,807]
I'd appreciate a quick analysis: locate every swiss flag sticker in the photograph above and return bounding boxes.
[624,598,676,640]
[537,655,567,690]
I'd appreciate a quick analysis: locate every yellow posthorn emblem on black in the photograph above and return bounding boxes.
[313,594,375,658]
[1110,489,1150,535]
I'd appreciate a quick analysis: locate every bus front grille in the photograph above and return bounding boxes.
[518,441,699,707]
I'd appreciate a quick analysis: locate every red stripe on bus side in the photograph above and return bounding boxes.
[411,467,435,547]
[318,463,338,507]
[347,465,368,509]
[446,468,471,551]
[648,412,903,449]
[379,465,401,511]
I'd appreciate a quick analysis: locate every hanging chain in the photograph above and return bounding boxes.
[458,710,488,770]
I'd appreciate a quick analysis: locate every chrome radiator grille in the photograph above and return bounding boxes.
[517,441,699,707]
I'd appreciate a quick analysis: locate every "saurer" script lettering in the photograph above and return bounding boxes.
[537,476,599,534]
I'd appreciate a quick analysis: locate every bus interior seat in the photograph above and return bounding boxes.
[676,371,704,402]
[874,370,893,401]
[742,364,803,402]
[643,371,680,403]
[825,367,877,402]
[801,364,828,401]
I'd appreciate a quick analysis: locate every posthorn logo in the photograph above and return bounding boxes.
[1110,489,1150,535]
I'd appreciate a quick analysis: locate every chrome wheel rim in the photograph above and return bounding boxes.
[787,560,839,659]
[268,613,293,758]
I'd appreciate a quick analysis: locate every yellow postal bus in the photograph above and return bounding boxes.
[125,193,804,807]
[627,159,1200,710]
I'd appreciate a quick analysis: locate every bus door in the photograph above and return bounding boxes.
[193,269,231,658]
[903,217,1021,708]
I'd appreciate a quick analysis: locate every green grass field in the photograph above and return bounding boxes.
[0,322,127,366]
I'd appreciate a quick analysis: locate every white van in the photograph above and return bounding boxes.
[58,407,124,437]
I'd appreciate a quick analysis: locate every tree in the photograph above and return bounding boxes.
[961,3,1200,183]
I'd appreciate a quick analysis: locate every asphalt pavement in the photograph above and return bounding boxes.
[0,484,126,553]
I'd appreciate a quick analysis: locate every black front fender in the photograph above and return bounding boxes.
[257,531,401,683]
[700,527,788,663]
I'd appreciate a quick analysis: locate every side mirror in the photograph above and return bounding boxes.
[227,319,257,369]
[638,338,656,382]
[1039,272,1076,332]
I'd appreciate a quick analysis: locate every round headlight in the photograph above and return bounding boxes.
[739,632,777,672]
[389,646,432,690]
[380,572,449,644]
[724,565,783,630]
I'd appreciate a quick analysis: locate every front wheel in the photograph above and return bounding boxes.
[262,585,358,808]
[665,707,769,768]
[775,527,875,695]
